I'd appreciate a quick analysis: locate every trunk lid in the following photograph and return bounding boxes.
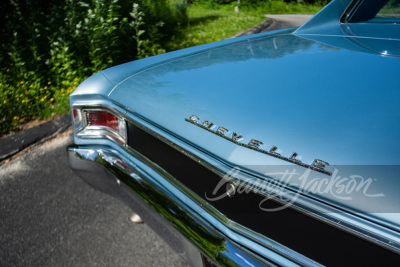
[109,32,400,230]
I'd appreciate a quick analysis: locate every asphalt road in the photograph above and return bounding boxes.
[0,15,312,267]
[264,14,313,31]
[0,131,187,267]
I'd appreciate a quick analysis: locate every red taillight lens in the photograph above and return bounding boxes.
[72,108,126,144]
[72,108,79,120]
[86,110,119,131]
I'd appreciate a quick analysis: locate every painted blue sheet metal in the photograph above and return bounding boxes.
[70,0,400,259]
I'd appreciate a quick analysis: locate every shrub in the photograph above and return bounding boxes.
[0,0,188,134]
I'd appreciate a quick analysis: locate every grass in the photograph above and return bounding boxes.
[166,0,327,53]
[244,0,327,15]
[167,5,266,50]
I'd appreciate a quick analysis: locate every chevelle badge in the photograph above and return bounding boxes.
[185,114,331,175]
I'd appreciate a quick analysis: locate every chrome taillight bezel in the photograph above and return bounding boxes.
[71,107,127,145]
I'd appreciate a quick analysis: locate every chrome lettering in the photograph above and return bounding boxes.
[269,145,280,155]
[189,115,199,123]
[232,132,243,141]
[312,159,329,170]
[185,115,331,175]
[248,139,263,148]
[289,152,301,163]
[216,126,228,136]
[202,120,214,128]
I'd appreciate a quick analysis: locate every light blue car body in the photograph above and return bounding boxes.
[69,0,400,265]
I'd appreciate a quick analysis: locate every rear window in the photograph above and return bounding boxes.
[348,0,400,23]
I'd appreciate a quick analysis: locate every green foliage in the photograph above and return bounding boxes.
[0,0,326,134]
[191,0,328,4]
[241,0,327,14]
[130,3,147,59]
[167,5,265,50]
[0,0,188,134]
[167,0,326,52]
[190,0,235,5]
[189,0,328,13]
[379,0,400,15]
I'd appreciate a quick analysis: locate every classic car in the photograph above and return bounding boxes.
[68,0,400,265]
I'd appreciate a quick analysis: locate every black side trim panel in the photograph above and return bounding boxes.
[127,122,399,265]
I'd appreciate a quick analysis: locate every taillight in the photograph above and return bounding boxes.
[72,108,83,132]
[86,110,119,131]
[71,108,126,144]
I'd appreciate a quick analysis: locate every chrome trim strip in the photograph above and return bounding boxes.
[68,145,291,267]
[340,0,363,23]
[121,119,323,266]
[121,111,400,256]
[71,102,400,257]
[122,147,324,266]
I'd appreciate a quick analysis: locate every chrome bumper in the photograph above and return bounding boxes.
[67,144,280,267]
